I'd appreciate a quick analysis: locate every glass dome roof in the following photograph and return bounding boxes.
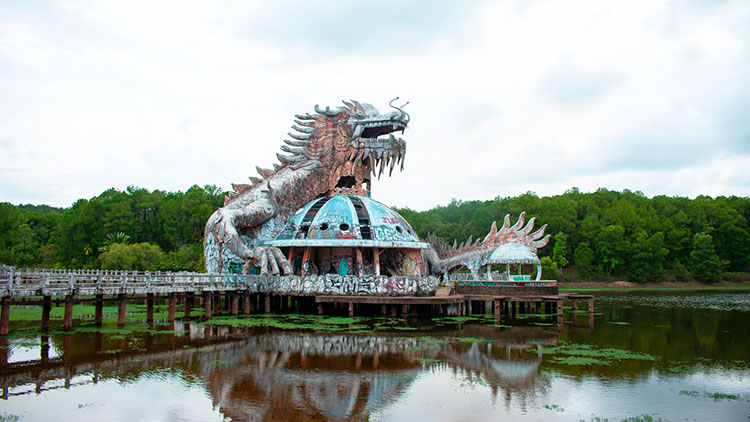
[267,195,429,249]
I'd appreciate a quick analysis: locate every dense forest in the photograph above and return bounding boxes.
[2,186,749,282]
[0,185,224,272]
[395,188,750,283]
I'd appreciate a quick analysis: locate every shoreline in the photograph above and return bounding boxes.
[559,280,750,291]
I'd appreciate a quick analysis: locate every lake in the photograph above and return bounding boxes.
[1,291,749,421]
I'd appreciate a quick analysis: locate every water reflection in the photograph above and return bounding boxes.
[2,291,749,421]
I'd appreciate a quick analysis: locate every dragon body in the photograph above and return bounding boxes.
[204,100,408,274]
[423,212,551,279]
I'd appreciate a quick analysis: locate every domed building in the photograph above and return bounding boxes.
[267,195,430,278]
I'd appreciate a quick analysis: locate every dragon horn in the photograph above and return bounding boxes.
[522,217,536,235]
[483,221,498,244]
[510,212,525,232]
[389,97,410,124]
[530,224,547,240]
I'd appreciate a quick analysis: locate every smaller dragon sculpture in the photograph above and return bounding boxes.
[423,212,551,279]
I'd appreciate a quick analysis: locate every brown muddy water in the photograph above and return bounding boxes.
[1,291,749,421]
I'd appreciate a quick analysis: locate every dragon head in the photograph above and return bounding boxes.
[277,98,408,195]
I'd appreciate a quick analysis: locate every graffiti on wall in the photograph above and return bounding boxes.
[236,274,439,296]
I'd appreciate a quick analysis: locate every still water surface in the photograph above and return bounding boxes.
[1,291,749,421]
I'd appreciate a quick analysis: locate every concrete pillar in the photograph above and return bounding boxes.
[390,306,397,317]
[117,294,127,327]
[401,304,408,315]
[203,292,212,318]
[243,293,251,314]
[493,300,501,316]
[41,296,52,331]
[556,299,564,316]
[64,295,75,331]
[146,293,154,323]
[571,299,578,311]
[184,293,192,320]
[264,295,271,313]
[374,247,381,276]
[0,297,10,336]
[381,304,387,315]
[588,298,595,313]
[168,293,176,322]
[94,295,103,327]
[230,293,239,316]
[318,303,324,315]
[348,302,354,317]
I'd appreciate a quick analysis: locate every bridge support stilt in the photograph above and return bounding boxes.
[168,293,176,322]
[230,293,239,316]
[117,294,126,327]
[94,295,103,327]
[0,297,10,336]
[41,296,51,331]
[64,295,74,331]
[146,293,154,323]
[264,295,271,313]
[203,292,212,319]
[184,293,193,321]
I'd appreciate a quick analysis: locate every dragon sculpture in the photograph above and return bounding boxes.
[204,99,408,274]
[423,212,551,279]
[205,99,550,283]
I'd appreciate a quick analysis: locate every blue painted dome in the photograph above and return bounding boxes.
[268,195,428,249]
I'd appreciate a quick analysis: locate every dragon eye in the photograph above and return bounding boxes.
[355,111,364,118]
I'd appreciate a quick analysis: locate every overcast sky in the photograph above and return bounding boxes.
[1,0,748,211]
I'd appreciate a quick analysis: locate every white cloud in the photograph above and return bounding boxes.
[0,0,748,210]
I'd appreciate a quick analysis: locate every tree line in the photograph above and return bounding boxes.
[0,185,224,272]
[395,188,750,282]
[2,186,749,282]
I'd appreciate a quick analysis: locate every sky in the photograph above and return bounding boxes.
[1,0,748,211]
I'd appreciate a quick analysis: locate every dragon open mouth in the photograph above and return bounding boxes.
[348,99,409,179]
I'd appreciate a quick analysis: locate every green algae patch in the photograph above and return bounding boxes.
[392,326,418,331]
[531,343,658,366]
[454,337,488,343]
[317,316,365,325]
[206,315,368,332]
[608,321,631,325]
[417,336,450,344]
[680,390,741,401]
[432,316,480,323]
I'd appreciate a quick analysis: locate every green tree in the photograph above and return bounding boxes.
[573,242,595,280]
[540,256,559,280]
[552,233,569,277]
[689,233,721,282]
[629,231,668,282]
[99,242,165,271]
